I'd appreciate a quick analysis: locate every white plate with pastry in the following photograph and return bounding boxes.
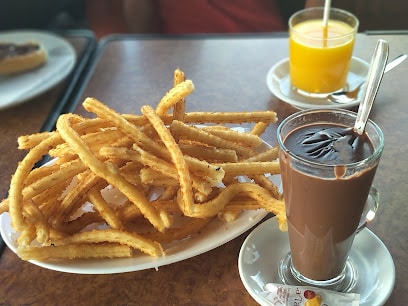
[0,30,76,110]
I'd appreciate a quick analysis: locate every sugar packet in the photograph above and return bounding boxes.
[259,283,360,306]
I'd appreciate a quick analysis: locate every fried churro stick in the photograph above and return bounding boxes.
[123,110,278,126]
[178,142,238,162]
[141,105,195,215]
[136,145,212,195]
[156,80,194,116]
[17,244,133,260]
[9,132,63,231]
[173,68,186,121]
[18,132,56,150]
[202,126,263,148]
[87,186,123,230]
[215,161,280,177]
[250,122,269,136]
[22,159,87,200]
[56,113,170,232]
[188,182,286,230]
[244,147,279,162]
[0,199,8,214]
[170,120,253,158]
[51,228,164,257]
[83,97,169,161]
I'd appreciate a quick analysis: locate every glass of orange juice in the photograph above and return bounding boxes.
[289,7,359,96]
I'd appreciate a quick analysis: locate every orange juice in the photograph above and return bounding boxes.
[289,17,356,94]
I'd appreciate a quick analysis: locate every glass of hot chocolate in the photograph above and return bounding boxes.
[276,108,383,292]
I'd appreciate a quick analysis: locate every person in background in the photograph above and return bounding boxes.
[0,0,406,38]
[121,0,300,35]
[85,0,129,38]
[119,0,407,35]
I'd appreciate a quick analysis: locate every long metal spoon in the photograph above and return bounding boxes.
[328,53,406,104]
[354,39,389,135]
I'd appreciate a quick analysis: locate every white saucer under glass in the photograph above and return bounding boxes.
[238,218,395,306]
[266,57,369,109]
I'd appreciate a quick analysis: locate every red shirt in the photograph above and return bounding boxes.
[158,0,286,34]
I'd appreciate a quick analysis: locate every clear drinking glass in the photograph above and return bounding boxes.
[277,109,383,291]
[289,7,359,96]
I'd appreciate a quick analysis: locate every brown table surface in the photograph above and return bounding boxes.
[0,32,406,305]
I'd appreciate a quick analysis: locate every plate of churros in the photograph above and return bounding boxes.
[0,69,285,274]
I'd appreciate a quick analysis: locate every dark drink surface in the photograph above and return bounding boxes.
[283,123,374,165]
[279,122,378,280]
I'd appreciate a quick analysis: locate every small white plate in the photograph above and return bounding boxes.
[266,57,370,109]
[0,30,76,110]
[238,218,395,306]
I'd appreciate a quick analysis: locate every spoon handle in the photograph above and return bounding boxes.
[354,39,389,135]
[384,54,407,73]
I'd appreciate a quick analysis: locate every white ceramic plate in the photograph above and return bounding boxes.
[266,57,370,109]
[0,129,280,274]
[0,30,76,110]
[1,209,269,274]
[238,218,395,306]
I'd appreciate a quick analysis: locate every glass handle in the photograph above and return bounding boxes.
[356,186,379,233]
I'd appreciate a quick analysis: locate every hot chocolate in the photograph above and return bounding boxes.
[279,123,378,280]
[284,124,373,165]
